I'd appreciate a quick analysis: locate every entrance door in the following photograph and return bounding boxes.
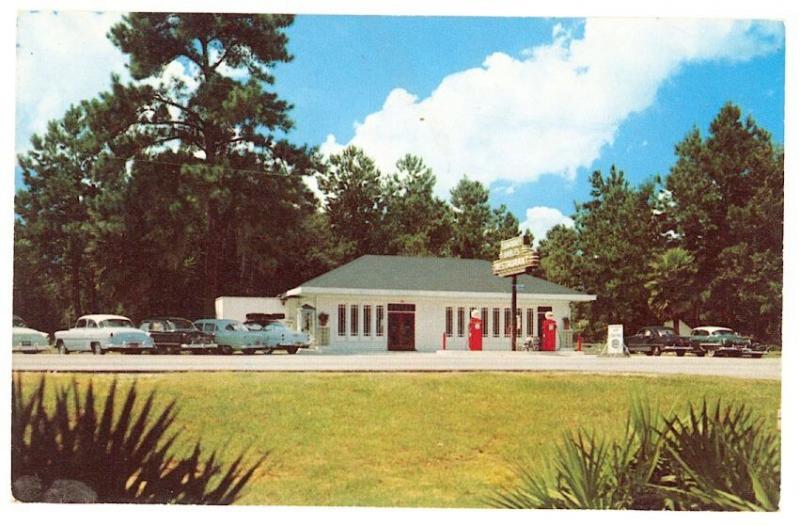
[387,303,415,351]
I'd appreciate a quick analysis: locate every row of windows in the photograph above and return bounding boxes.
[337,304,384,337]
[445,306,553,338]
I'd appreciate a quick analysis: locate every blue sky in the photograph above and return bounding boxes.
[15,13,785,242]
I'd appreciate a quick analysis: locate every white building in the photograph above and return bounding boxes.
[282,255,596,353]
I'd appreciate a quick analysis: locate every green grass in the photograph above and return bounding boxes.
[13,372,780,508]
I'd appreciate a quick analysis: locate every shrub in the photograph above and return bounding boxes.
[12,374,265,504]
[489,399,780,511]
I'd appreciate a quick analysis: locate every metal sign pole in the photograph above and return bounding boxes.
[511,274,517,351]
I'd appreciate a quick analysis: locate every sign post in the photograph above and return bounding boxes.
[493,235,538,351]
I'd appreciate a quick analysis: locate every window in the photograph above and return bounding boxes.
[481,308,488,337]
[337,304,346,336]
[445,307,453,337]
[526,308,534,336]
[388,303,415,311]
[504,308,511,337]
[75,319,87,328]
[457,307,465,337]
[363,305,372,336]
[376,305,384,336]
[492,308,500,337]
[87,320,98,328]
[350,305,359,336]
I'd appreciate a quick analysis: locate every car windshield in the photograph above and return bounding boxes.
[167,319,196,330]
[100,319,134,328]
[12,316,27,328]
[228,322,250,332]
[713,329,735,336]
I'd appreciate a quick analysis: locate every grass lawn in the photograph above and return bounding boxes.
[14,372,780,508]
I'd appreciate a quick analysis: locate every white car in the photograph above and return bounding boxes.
[12,315,49,353]
[54,314,155,355]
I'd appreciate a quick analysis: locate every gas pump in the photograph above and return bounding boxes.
[468,310,483,351]
[541,311,557,351]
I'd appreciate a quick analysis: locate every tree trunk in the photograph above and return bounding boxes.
[203,203,220,317]
[69,241,82,318]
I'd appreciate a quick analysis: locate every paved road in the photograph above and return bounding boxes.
[11,351,780,380]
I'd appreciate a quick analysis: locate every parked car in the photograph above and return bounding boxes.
[139,317,217,354]
[244,318,310,354]
[12,315,49,353]
[689,326,766,358]
[194,318,267,354]
[624,326,696,356]
[54,314,155,354]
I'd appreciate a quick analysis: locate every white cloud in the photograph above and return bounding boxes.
[520,207,575,245]
[16,11,127,153]
[323,18,783,197]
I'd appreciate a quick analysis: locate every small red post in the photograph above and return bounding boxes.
[442,332,446,351]
[576,335,583,352]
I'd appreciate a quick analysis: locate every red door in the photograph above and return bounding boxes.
[387,303,415,351]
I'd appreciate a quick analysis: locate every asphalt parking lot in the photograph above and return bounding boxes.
[11,351,780,380]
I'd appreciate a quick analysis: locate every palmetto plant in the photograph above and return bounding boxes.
[658,400,780,511]
[489,399,780,511]
[12,375,265,504]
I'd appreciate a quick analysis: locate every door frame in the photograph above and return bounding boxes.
[387,303,415,351]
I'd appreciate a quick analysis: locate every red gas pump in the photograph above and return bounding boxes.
[468,310,483,351]
[541,312,557,351]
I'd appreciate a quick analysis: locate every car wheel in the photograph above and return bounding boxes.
[287,347,299,355]
[57,341,69,355]
[676,350,685,357]
[652,346,662,356]
[219,346,233,355]
[243,348,256,355]
[91,342,104,355]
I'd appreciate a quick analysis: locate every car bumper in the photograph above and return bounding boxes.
[180,343,217,350]
[108,343,154,351]
[664,345,694,352]
[13,343,48,353]
[721,345,764,355]
[278,343,310,349]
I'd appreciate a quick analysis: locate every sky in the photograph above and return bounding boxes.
[14,11,786,244]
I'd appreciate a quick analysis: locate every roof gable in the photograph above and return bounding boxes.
[296,255,589,296]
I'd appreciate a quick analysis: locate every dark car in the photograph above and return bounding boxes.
[624,326,697,356]
[139,317,217,354]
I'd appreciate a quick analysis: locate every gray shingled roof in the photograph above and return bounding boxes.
[296,255,590,296]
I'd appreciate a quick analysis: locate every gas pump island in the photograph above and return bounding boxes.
[490,235,539,352]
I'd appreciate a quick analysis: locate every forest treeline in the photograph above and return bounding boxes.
[14,14,783,342]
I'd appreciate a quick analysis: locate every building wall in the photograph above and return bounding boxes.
[214,296,286,322]
[304,293,573,353]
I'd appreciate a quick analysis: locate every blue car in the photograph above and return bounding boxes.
[194,318,267,355]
